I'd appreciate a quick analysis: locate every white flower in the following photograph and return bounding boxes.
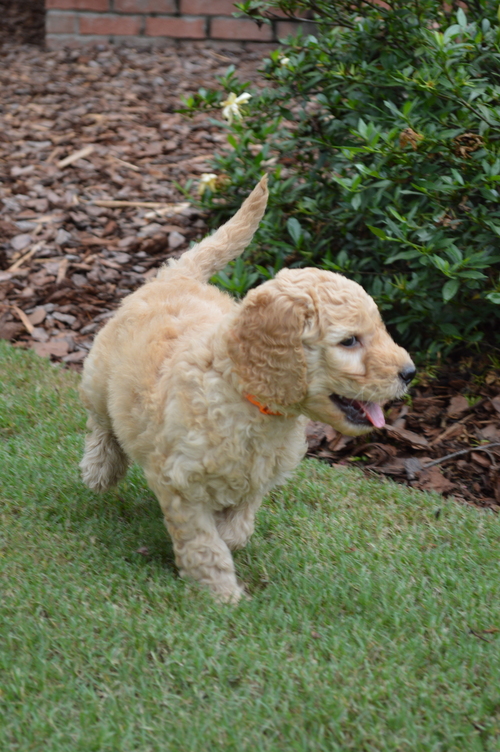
[220,92,252,124]
[280,57,290,66]
[198,173,218,195]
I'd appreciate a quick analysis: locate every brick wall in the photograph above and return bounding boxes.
[45,0,312,48]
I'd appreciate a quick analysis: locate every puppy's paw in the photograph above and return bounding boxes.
[212,582,247,604]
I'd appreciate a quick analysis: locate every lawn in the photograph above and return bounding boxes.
[1,340,500,751]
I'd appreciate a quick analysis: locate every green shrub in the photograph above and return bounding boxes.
[181,0,500,356]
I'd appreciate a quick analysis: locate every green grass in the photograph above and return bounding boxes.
[1,339,500,752]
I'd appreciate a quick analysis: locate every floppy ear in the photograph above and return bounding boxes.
[228,284,314,406]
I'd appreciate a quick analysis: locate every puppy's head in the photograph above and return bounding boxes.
[228,268,415,435]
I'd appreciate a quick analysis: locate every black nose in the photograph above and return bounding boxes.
[399,365,416,386]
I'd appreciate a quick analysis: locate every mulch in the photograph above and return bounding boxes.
[1,38,499,512]
[0,1,45,47]
[0,41,263,363]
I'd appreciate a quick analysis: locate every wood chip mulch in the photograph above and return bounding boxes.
[1,41,499,511]
[0,41,263,364]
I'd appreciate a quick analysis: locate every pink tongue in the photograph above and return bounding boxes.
[357,400,385,428]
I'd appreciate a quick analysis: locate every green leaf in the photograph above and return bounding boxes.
[486,292,500,304]
[287,217,303,245]
[456,7,467,28]
[357,118,368,138]
[440,323,461,337]
[367,225,387,240]
[385,250,421,263]
[432,256,450,274]
[442,279,460,302]
[388,207,406,223]
[384,100,401,117]
[351,193,361,210]
[445,246,462,264]
[459,270,486,280]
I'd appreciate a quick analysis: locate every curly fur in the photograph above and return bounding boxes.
[80,175,414,602]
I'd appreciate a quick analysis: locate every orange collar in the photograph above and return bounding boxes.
[244,394,284,416]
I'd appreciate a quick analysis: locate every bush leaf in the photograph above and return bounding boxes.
[287,217,303,245]
[442,279,460,303]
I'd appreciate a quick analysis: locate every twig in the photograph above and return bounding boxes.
[107,155,141,173]
[466,715,488,732]
[144,202,191,218]
[11,305,34,334]
[89,200,174,209]
[88,200,191,214]
[7,241,45,272]
[423,444,500,469]
[100,258,122,270]
[56,258,69,284]
[45,146,63,164]
[31,214,63,225]
[57,145,95,169]
[468,627,493,643]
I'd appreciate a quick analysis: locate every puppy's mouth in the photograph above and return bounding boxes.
[328,394,385,429]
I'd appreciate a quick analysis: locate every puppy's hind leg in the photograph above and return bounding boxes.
[215,497,262,551]
[80,415,129,493]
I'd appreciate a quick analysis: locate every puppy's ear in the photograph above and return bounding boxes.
[228,285,314,405]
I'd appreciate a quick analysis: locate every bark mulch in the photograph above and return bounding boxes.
[0,42,263,363]
[1,43,499,512]
[0,1,45,47]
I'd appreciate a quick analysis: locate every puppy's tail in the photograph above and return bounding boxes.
[162,175,268,283]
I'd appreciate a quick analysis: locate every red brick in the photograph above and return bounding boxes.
[46,0,109,9]
[114,0,176,12]
[180,0,236,14]
[210,17,273,41]
[145,16,206,38]
[79,14,142,35]
[276,20,315,39]
[46,11,77,34]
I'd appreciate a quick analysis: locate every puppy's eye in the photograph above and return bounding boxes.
[339,336,359,348]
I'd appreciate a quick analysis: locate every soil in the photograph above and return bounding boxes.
[1,26,499,511]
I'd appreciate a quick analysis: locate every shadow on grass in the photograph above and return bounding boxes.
[65,468,178,575]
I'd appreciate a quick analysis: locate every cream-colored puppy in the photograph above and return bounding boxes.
[80,176,415,602]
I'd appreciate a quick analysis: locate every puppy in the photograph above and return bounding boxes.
[80,176,415,602]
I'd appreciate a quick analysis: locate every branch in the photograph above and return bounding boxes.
[423,443,500,469]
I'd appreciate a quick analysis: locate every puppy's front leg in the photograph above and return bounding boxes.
[155,489,245,603]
